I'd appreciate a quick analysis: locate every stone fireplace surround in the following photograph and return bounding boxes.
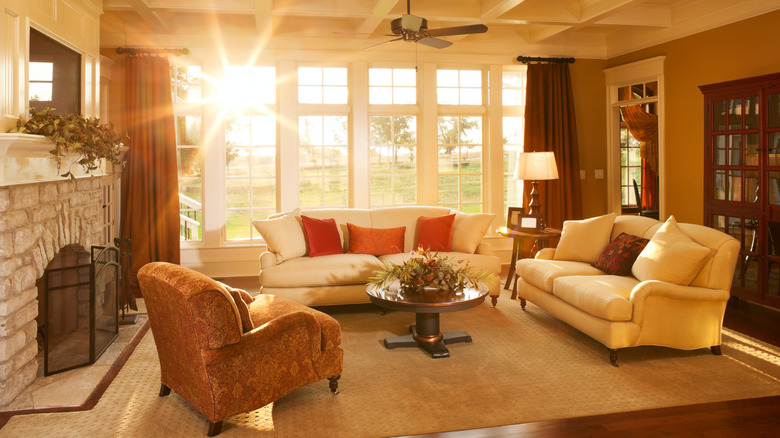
[0,175,115,407]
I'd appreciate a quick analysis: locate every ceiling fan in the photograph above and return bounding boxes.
[366,0,488,50]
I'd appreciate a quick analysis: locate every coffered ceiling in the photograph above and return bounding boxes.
[100,0,780,59]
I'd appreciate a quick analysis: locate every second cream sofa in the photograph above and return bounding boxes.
[253,206,501,307]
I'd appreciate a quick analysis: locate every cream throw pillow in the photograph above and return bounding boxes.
[252,209,306,263]
[451,212,495,254]
[553,213,617,263]
[631,216,711,285]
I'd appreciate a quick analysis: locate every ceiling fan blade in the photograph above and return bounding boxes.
[363,37,404,50]
[427,24,488,37]
[417,37,452,49]
[401,14,424,32]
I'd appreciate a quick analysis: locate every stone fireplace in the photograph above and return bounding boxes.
[0,135,119,406]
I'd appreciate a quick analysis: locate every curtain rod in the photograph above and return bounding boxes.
[517,56,575,64]
[116,47,190,56]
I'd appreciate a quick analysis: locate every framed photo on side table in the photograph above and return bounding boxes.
[507,208,542,232]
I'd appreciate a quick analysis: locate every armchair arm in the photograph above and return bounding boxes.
[630,280,730,327]
[201,311,321,365]
[259,251,278,270]
[535,248,556,260]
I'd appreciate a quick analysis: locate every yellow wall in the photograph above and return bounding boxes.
[605,10,780,224]
[569,59,609,219]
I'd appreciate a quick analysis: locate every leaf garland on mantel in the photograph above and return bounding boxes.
[8,107,126,179]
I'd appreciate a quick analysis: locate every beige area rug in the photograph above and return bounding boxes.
[2,292,780,437]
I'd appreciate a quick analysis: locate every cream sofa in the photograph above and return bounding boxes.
[515,214,740,366]
[254,206,501,307]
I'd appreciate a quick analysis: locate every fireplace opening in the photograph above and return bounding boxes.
[35,243,120,376]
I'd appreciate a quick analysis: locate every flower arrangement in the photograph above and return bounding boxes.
[8,107,125,178]
[369,247,496,294]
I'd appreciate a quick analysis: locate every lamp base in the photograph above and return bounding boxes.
[528,181,541,217]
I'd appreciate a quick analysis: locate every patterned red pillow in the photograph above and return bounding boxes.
[347,223,405,255]
[416,214,456,252]
[593,232,650,276]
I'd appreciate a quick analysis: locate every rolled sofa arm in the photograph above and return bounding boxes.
[535,248,556,260]
[475,241,494,256]
[259,251,278,270]
[630,280,730,327]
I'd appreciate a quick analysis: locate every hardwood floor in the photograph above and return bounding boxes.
[411,295,780,438]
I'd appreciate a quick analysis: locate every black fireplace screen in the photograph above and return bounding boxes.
[39,243,120,376]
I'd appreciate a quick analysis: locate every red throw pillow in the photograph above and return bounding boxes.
[347,223,405,256]
[301,215,343,257]
[415,214,456,252]
[593,232,650,276]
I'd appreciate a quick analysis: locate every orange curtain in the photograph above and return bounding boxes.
[523,63,583,229]
[121,55,180,297]
[619,104,659,210]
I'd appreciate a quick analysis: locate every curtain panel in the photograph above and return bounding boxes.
[619,104,659,211]
[523,63,583,230]
[121,55,180,296]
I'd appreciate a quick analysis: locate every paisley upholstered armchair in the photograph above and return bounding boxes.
[138,262,343,436]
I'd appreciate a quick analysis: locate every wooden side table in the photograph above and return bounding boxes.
[496,226,562,299]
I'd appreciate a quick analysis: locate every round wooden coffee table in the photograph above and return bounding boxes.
[366,285,487,358]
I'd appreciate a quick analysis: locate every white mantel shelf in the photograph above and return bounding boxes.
[0,133,108,186]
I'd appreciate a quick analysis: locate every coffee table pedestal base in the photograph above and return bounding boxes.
[382,312,472,358]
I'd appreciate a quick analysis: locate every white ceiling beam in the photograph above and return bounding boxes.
[480,0,528,21]
[125,0,170,33]
[254,0,273,35]
[594,5,671,27]
[580,0,646,23]
[356,0,399,36]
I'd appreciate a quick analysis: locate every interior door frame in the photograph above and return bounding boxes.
[604,56,666,219]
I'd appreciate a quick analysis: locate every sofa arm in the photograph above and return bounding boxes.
[630,280,730,327]
[475,241,494,256]
[259,251,278,270]
[535,248,556,260]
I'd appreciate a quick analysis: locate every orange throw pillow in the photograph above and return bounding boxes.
[301,215,343,257]
[347,223,405,255]
[416,214,455,252]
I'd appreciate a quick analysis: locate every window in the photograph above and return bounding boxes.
[369,68,416,104]
[437,69,481,105]
[618,81,658,208]
[438,116,483,212]
[298,67,348,104]
[369,116,417,206]
[225,115,277,239]
[502,70,526,214]
[171,65,203,242]
[221,66,278,240]
[298,115,348,207]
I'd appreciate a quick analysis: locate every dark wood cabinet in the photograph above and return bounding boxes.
[700,73,780,309]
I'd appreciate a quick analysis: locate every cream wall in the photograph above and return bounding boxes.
[605,9,780,224]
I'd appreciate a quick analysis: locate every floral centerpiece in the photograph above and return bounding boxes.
[369,247,496,294]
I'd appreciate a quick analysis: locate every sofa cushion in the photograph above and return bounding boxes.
[593,233,649,276]
[632,216,712,285]
[252,210,306,263]
[347,223,405,255]
[249,294,342,351]
[416,214,455,251]
[516,259,604,293]
[451,212,495,254]
[260,253,384,288]
[301,215,344,257]
[554,213,617,263]
[552,275,638,322]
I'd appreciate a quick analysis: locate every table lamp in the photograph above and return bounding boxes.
[513,151,559,225]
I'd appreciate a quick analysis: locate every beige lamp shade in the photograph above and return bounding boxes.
[513,151,559,181]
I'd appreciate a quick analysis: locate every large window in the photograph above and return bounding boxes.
[437,69,481,105]
[369,68,416,104]
[171,65,203,241]
[437,116,483,212]
[298,115,348,207]
[369,115,417,206]
[502,70,526,214]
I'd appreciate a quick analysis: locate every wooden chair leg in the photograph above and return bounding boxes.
[328,375,341,395]
[711,345,722,355]
[159,383,171,397]
[207,420,223,437]
[608,348,619,367]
